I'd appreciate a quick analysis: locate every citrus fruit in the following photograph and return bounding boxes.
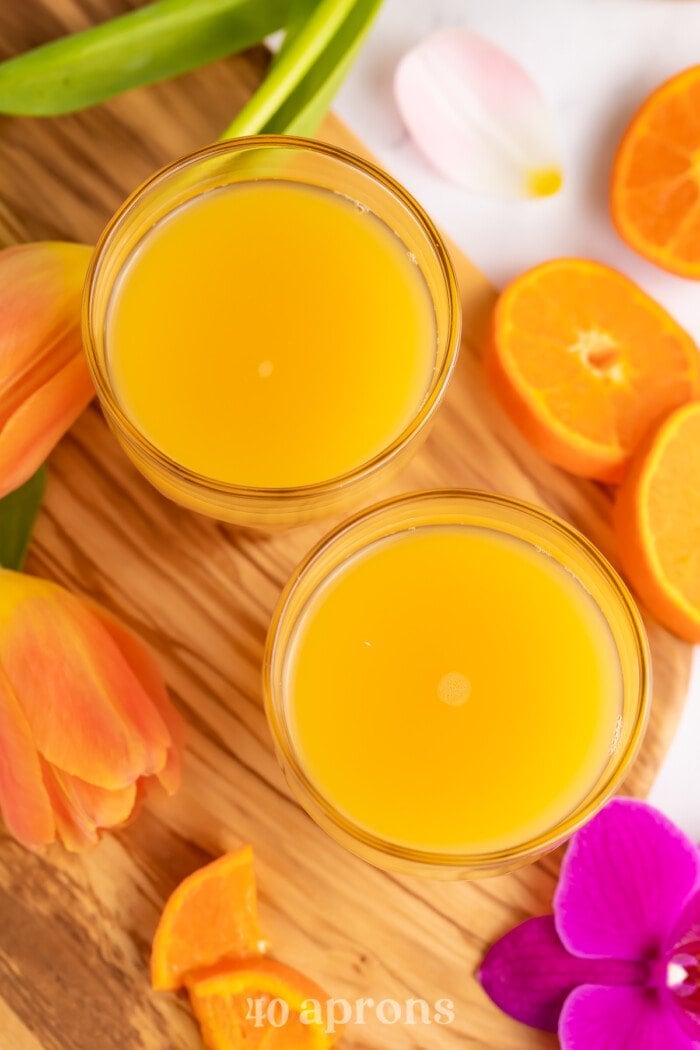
[187,957,340,1049]
[615,401,700,642]
[485,258,699,481]
[151,844,263,991]
[611,65,700,278]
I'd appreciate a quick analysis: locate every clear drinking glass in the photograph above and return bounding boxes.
[83,137,461,529]
[264,490,651,879]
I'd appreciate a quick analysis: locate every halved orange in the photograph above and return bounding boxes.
[485,258,699,481]
[187,957,341,1050]
[151,845,264,992]
[611,66,700,278]
[615,401,700,641]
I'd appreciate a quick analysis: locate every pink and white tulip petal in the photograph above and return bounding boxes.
[394,29,562,198]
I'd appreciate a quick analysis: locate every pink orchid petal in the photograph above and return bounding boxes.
[0,667,55,848]
[555,800,700,961]
[394,29,562,198]
[560,985,696,1050]
[478,916,646,1033]
[664,889,700,1041]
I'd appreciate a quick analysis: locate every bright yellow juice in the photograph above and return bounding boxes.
[106,182,436,488]
[286,524,623,855]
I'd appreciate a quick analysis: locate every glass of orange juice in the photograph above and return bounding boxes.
[83,137,460,528]
[264,490,650,878]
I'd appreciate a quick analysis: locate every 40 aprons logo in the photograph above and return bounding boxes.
[246,996,456,1034]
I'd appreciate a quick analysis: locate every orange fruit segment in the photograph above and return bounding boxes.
[151,845,264,992]
[615,401,700,642]
[187,957,340,1050]
[485,258,699,482]
[611,66,700,278]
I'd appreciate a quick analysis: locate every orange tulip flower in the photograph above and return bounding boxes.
[0,241,95,499]
[0,570,183,851]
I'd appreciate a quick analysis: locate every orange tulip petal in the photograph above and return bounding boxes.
[41,761,100,852]
[0,572,171,790]
[44,766,139,852]
[0,242,93,392]
[156,748,183,797]
[55,769,138,828]
[0,242,94,497]
[87,601,184,795]
[0,351,94,499]
[0,666,55,848]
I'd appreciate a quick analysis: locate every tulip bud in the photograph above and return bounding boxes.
[0,570,183,851]
[0,242,95,499]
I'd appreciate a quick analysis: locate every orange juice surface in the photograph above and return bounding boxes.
[286,526,622,854]
[106,182,436,487]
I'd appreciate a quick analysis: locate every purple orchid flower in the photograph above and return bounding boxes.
[479,799,700,1049]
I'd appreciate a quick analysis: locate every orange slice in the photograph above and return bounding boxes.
[611,66,700,278]
[187,957,341,1050]
[615,401,700,641]
[485,258,699,481]
[151,845,263,992]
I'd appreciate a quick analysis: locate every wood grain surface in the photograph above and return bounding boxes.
[0,4,693,1049]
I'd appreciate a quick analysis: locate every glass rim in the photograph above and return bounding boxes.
[82,135,461,501]
[263,488,652,871]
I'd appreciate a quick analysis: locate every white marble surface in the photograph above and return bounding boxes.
[334,0,700,839]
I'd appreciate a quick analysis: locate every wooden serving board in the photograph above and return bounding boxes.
[0,5,693,1049]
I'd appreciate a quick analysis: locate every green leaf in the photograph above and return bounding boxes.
[221,0,358,137]
[0,467,46,571]
[0,0,290,116]
[262,0,382,136]
[269,0,316,72]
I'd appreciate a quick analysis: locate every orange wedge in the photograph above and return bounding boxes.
[151,845,263,992]
[187,957,341,1050]
[485,259,699,481]
[611,66,700,278]
[615,401,700,641]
